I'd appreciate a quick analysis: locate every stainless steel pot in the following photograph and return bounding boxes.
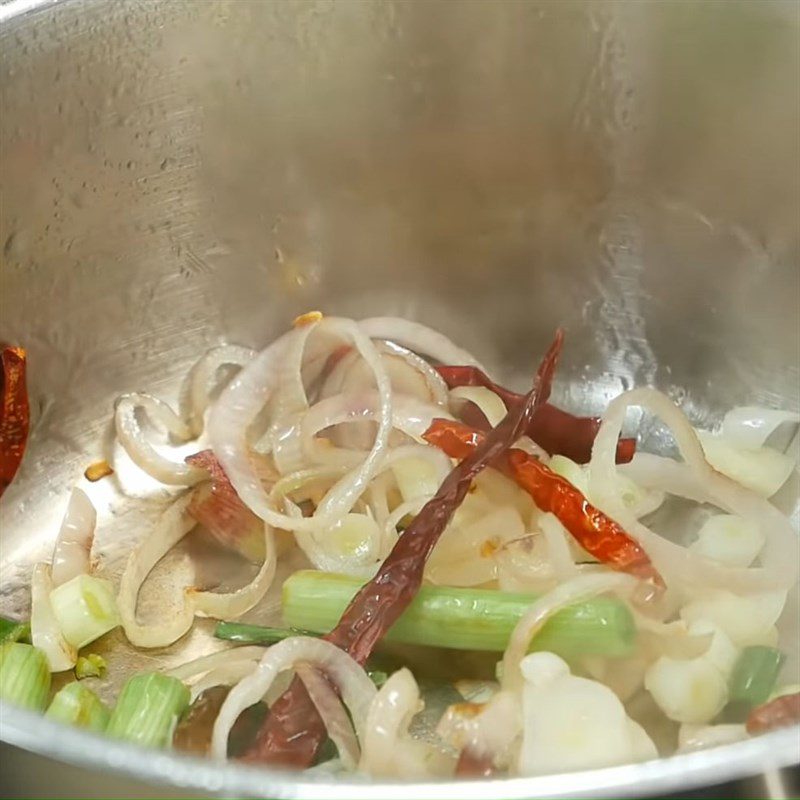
[1,0,798,797]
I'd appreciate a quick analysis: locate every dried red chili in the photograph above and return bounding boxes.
[436,364,636,464]
[423,418,661,584]
[243,331,565,766]
[745,692,800,735]
[0,346,30,498]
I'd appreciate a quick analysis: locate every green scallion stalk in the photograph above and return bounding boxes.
[0,617,31,644]
[280,571,636,659]
[75,653,108,680]
[214,622,318,645]
[46,682,110,732]
[106,673,190,748]
[0,642,51,711]
[729,646,785,712]
[49,574,120,649]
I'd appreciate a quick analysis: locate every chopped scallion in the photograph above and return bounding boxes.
[0,642,51,711]
[49,574,120,649]
[46,682,110,732]
[0,616,31,644]
[106,673,190,748]
[726,646,785,720]
[75,653,108,680]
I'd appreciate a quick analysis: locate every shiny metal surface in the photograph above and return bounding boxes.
[0,0,798,796]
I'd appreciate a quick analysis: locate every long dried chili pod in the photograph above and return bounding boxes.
[0,346,30,497]
[423,418,661,584]
[436,364,635,464]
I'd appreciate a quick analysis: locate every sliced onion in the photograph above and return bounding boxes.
[167,646,268,682]
[270,416,308,475]
[207,323,309,514]
[474,468,536,522]
[366,471,392,529]
[269,445,450,575]
[588,388,800,594]
[188,661,259,702]
[449,386,508,428]
[688,514,765,569]
[211,636,377,760]
[115,393,205,486]
[454,679,500,704]
[550,454,664,520]
[618,452,709,504]
[298,392,452,469]
[275,318,395,520]
[631,612,713,660]
[168,646,266,701]
[191,523,276,620]
[30,563,76,672]
[51,488,97,587]
[359,317,485,369]
[680,589,787,647]
[266,466,366,574]
[358,668,429,778]
[427,506,525,587]
[117,494,196,648]
[495,534,560,593]
[322,341,450,411]
[267,465,350,510]
[377,340,450,406]
[283,495,380,578]
[538,513,579,581]
[268,322,333,471]
[209,318,393,534]
[119,489,278,643]
[297,662,361,770]
[721,406,800,450]
[271,321,321,421]
[501,572,636,692]
[437,690,521,767]
[383,498,426,542]
[318,344,449,452]
[697,431,795,498]
[187,345,256,437]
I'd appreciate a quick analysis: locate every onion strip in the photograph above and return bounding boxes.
[167,646,268,682]
[51,487,97,587]
[211,637,377,760]
[208,318,393,534]
[296,662,361,770]
[588,388,800,594]
[187,345,257,437]
[191,523,276,620]
[501,572,635,692]
[358,668,424,778]
[115,393,205,486]
[117,494,197,648]
[359,317,485,369]
[30,563,76,672]
[118,494,277,647]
